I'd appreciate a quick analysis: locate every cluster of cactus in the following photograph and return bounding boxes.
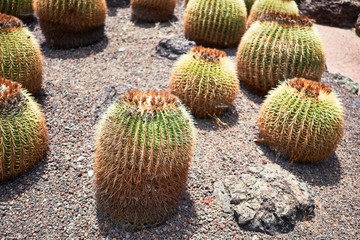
[169,46,239,117]
[94,90,196,230]
[247,0,299,27]
[184,0,247,48]
[0,13,43,94]
[236,13,326,95]
[258,78,344,163]
[131,0,176,22]
[33,0,107,49]
[0,0,34,23]
[0,78,49,181]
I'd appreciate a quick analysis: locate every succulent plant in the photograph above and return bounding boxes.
[169,46,239,117]
[33,0,107,49]
[0,78,48,181]
[94,89,196,230]
[247,0,299,27]
[131,0,176,22]
[0,14,43,94]
[236,14,326,95]
[184,0,247,48]
[0,0,34,23]
[258,78,344,163]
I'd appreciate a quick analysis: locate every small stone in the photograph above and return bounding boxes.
[87,169,94,178]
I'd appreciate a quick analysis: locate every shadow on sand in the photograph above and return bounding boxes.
[195,106,239,131]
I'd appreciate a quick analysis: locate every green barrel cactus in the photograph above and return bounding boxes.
[236,14,326,95]
[33,0,107,49]
[0,13,43,94]
[247,0,299,27]
[184,0,247,48]
[169,46,239,117]
[258,78,344,163]
[94,90,196,230]
[131,0,176,22]
[0,78,49,181]
[0,0,34,23]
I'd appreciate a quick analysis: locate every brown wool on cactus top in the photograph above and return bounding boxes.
[0,78,22,103]
[124,90,179,111]
[0,13,23,29]
[191,46,226,63]
[259,13,315,27]
[289,78,332,97]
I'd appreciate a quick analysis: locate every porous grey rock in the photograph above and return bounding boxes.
[213,164,315,234]
[332,72,359,95]
[156,38,196,60]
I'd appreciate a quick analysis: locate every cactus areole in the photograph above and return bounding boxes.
[94,90,196,230]
[258,78,345,163]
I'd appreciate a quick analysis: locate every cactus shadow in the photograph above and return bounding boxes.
[257,143,342,187]
[223,48,238,57]
[95,190,198,238]
[40,36,109,60]
[132,16,179,29]
[240,83,264,105]
[107,0,130,16]
[194,106,239,131]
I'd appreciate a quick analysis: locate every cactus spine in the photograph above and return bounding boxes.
[94,90,196,230]
[247,0,299,27]
[131,0,176,22]
[0,14,43,94]
[0,0,34,22]
[236,14,326,95]
[169,46,239,117]
[0,78,48,181]
[33,0,107,49]
[184,0,247,48]
[258,78,344,163]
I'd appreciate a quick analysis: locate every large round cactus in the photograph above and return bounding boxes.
[169,46,239,117]
[94,90,196,230]
[0,0,34,22]
[131,0,176,22]
[0,14,43,94]
[184,0,247,48]
[236,14,326,95]
[247,0,299,27]
[33,0,107,49]
[258,78,344,163]
[0,78,48,181]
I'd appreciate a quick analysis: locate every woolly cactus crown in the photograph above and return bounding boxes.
[0,13,23,30]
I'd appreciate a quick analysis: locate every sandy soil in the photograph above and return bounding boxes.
[0,2,359,239]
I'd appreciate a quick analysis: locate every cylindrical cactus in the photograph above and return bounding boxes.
[33,0,107,49]
[169,46,239,117]
[236,14,326,95]
[0,78,48,181]
[184,0,247,48]
[0,0,34,23]
[94,90,196,230]
[130,0,176,22]
[258,78,344,163]
[247,0,299,27]
[0,14,43,94]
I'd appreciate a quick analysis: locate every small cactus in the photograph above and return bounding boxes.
[0,0,34,23]
[0,78,48,181]
[247,0,299,27]
[94,90,196,230]
[33,0,107,49]
[258,78,344,163]
[0,14,43,94]
[131,0,176,22]
[184,0,247,48]
[236,14,326,95]
[169,46,239,117]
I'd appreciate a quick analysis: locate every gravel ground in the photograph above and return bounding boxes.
[1,2,359,239]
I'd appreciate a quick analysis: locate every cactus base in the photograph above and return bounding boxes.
[132,8,174,22]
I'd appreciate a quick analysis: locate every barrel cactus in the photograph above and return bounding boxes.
[236,14,326,95]
[131,0,176,22]
[0,13,43,94]
[169,46,239,117]
[258,78,344,163]
[184,0,247,48]
[0,0,34,22]
[0,78,48,181]
[94,89,196,230]
[33,0,107,49]
[247,0,299,27]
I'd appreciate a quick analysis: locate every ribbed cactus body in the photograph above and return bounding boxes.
[0,0,33,22]
[258,78,344,163]
[0,14,43,94]
[184,0,247,48]
[0,78,48,181]
[247,0,299,27]
[169,46,239,117]
[236,14,326,95]
[131,0,176,22]
[94,90,196,230]
[33,0,107,49]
